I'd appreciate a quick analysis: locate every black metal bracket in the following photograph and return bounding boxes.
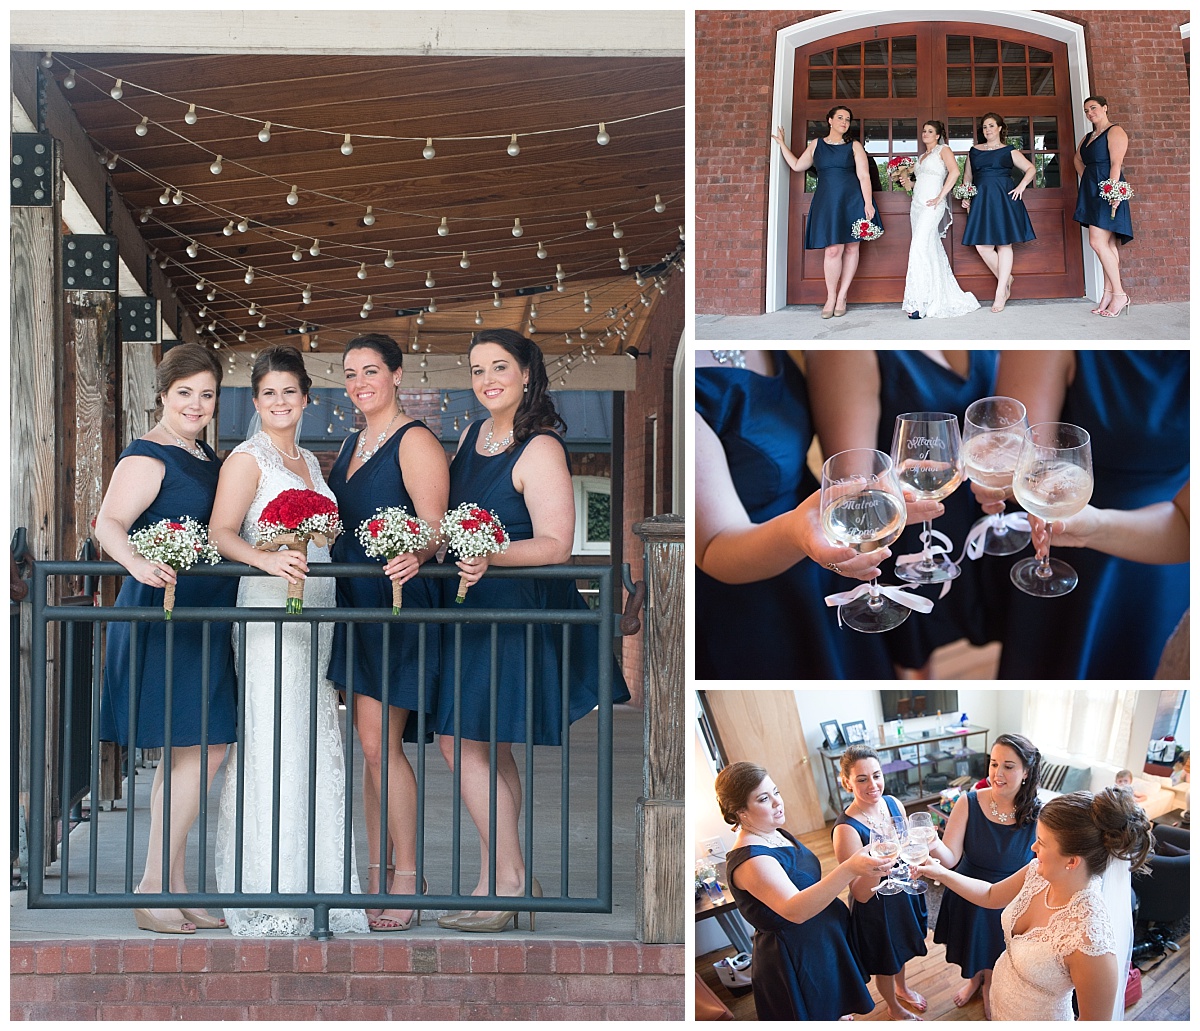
[11,134,54,207]
[63,235,118,291]
[119,297,159,342]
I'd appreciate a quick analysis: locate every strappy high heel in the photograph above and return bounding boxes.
[1091,292,1113,315]
[368,870,425,932]
[1099,292,1130,318]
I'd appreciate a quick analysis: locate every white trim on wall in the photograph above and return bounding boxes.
[767,10,1099,311]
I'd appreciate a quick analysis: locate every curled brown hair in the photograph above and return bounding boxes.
[251,345,311,397]
[839,744,882,792]
[993,733,1043,827]
[154,342,222,413]
[1039,788,1155,877]
[469,329,566,448]
[714,761,769,827]
[979,112,1008,139]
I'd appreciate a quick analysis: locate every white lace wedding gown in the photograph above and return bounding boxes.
[991,861,1117,1021]
[214,433,369,936]
[902,144,980,319]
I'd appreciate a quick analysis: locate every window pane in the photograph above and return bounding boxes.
[835,69,861,98]
[863,118,890,154]
[947,66,973,97]
[892,35,917,64]
[949,118,977,150]
[975,66,1000,96]
[1003,67,1029,95]
[1030,67,1055,95]
[893,68,917,98]
[837,44,862,65]
[1005,118,1030,149]
[863,39,888,65]
[585,491,610,545]
[865,68,889,97]
[1033,116,1058,151]
[1036,152,1061,188]
[1002,41,1027,62]
[808,120,827,142]
[947,35,971,64]
[974,37,999,63]
[808,72,833,100]
[893,118,918,154]
[1029,45,1053,63]
[810,48,834,67]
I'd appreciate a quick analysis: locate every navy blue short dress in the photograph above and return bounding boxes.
[726,831,874,1020]
[437,421,629,744]
[696,356,892,679]
[805,138,883,249]
[932,791,1036,977]
[326,421,441,721]
[999,351,1189,679]
[961,146,1035,246]
[834,796,928,975]
[99,439,238,748]
[1073,126,1133,244]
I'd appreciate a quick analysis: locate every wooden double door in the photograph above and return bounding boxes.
[787,21,1084,305]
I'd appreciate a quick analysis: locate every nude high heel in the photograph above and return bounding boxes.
[1099,293,1130,318]
[133,887,196,935]
[368,871,425,932]
[453,877,543,934]
[179,908,227,929]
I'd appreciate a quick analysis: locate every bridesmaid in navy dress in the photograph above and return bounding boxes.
[993,350,1189,679]
[960,113,1036,312]
[833,746,929,1019]
[1073,95,1133,318]
[773,105,882,318]
[696,350,893,679]
[327,334,448,931]
[436,330,629,933]
[928,734,1041,1020]
[716,761,881,1020]
[95,343,237,934]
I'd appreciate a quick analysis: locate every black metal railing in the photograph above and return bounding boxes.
[26,560,619,938]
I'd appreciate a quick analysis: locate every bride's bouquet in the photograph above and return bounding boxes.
[953,182,977,201]
[254,489,342,612]
[440,502,510,603]
[1098,178,1133,217]
[886,156,915,192]
[128,517,220,619]
[850,217,884,242]
[355,506,434,613]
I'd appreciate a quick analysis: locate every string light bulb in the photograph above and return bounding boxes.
[654,194,667,213]
[557,281,566,293]
[362,205,375,226]
[106,153,118,170]
[530,302,539,319]
[362,294,373,311]
[555,263,566,282]
[612,223,624,239]
[459,251,470,269]
[428,298,438,313]
[437,217,449,237]
[238,331,247,342]
[209,154,223,175]
[292,245,303,261]
[244,267,254,284]
[474,311,483,325]
[258,315,268,328]
[223,220,235,236]
[110,78,123,100]
[425,271,436,288]
[135,116,149,137]
[507,133,520,157]
[357,262,368,280]
[384,250,395,268]
[536,242,547,259]
[41,52,54,69]
[286,185,299,206]
[491,272,502,288]
[512,217,524,238]
[198,306,208,319]
[207,288,216,301]
[186,239,199,258]
[679,224,685,241]
[422,137,436,160]
[248,303,258,316]
[416,313,425,325]
[159,186,171,205]
[596,121,610,145]
[237,218,249,233]
[618,248,629,270]
[184,103,197,125]
[63,69,76,89]
[258,121,271,142]
[585,210,597,230]
[340,133,354,156]
[139,207,151,223]
[635,270,646,288]
[493,292,502,308]
[583,291,592,313]
[309,238,320,256]
[301,285,312,304]
[196,279,206,292]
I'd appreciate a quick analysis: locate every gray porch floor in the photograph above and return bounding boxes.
[11,705,644,942]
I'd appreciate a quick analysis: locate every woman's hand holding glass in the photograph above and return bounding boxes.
[795,490,890,582]
[962,396,1032,556]
[891,412,965,584]
[899,813,937,895]
[868,822,904,896]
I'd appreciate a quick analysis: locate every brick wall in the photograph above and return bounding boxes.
[10,939,684,1020]
[696,9,1190,313]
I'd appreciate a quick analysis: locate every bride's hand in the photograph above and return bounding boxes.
[258,548,308,585]
[926,197,940,208]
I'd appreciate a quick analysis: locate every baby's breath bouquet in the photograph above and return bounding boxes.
[355,506,435,613]
[439,502,510,603]
[127,517,219,619]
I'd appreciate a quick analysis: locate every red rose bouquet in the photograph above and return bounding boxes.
[886,155,915,191]
[128,516,219,619]
[850,217,883,241]
[254,489,342,612]
[355,506,435,613]
[1098,178,1133,218]
[439,502,510,603]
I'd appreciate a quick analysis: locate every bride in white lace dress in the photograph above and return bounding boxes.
[914,789,1151,1021]
[900,121,980,320]
[210,348,368,936]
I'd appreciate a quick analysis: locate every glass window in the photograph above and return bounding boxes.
[1003,67,1029,95]
[864,39,888,65]
[947,67,973,97]
[1005,117,1030,149]
[892,36,917,64]
[974,37,999,63]
[1033,116,1059,151]
[946,35,971,64]
[975,66,1000,96]
[835,69,861,98]
[810,48,834,67]
[949,118,977,151]
[863,118,890,154]
[1035,153,1061,189]
[808,120,828,142]
[893,118,919,154]
[865,68,890,97]
[1030,67,1055,95]
[893,68,917,98]
[837,44,862,65]
[1028,45,1053,63]
[572,477,611,556]
[1002,41,1027,63]
[808,73,833,100]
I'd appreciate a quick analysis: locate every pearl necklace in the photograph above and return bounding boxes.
[1042,881,1073,910]
[712,350,746,369]
[989,796,1017,823]
[356,410,401,463]
[172,435,208,460]
[483,419,514,455]
[266,434,301,462]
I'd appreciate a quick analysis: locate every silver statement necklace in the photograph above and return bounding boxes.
[989,796,1017,823]
[483,419,514,455]
[712,350,746,369]
[856,800,891,835]
[745,827,787,848]
[173,434,208,460]
[356,410,401,463]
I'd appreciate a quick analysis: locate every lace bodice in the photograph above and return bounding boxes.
[234,433,335,561]
[914,144,950,186]
[990,862,1116,1021]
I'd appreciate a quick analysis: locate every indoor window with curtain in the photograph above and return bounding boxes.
[1024,690,1137,766]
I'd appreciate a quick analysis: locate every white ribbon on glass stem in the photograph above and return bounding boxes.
[954,511,1032,564]
[823,582,934,627]
[896,524,956,599]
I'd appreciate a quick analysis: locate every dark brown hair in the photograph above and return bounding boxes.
[980,112,1008,139]
[1038,788,1155,877]
[469,329,566,447]
[714,761,770,827]
[1084,95,1108,108]
[992,733,1042,827]
[826,105,854,135]
[924,120,947,144]
[251,345,311,397]
[343,333,404,373]
[839,744,882,792]
[154,342,222,412]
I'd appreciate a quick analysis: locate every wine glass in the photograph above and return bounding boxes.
[962,396,1032,556]
[900,813,937,895]
[820,449,909,633]
[891,412,965,583]
[869,822,903,896]
[1010,422,1093,597]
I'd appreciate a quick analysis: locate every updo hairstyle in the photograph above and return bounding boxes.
[714,761,770,828]
[1038,788,1155,877]
[343,333,404,374]
[469,329,567,445]
[1084,95,1108,109]
[154,342,223,413]
[924,120,947,144]
[839,744,882,792]
[994,732,1043,826]
[250,345,311,397]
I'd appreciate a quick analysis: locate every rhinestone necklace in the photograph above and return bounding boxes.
[854,800,892,835]
[483,419,514,455]
[989,796,1017,823]
[744,827,787,848]
[355,410,401,463]
[712,350,746,369]
[172,435,208,460]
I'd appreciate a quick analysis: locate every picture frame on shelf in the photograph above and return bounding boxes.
[843,719,868,745]
[898,745,919,762]
[820,720,846,750]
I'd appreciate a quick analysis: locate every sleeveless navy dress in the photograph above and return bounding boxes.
[327,422,441,719]
[834,796,928,974]
[874,351,1003,669]
[805,138,883,249]
[932,791,1036,977]
[961,147,1035,246]
[99,439,238,748]
[1073,126,1133,244]
[726,830,873,1019]
[696,357,891,679]
[437,421,629,744]
[999,351,1189,679]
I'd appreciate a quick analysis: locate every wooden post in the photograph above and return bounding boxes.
[632,513,684,943]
